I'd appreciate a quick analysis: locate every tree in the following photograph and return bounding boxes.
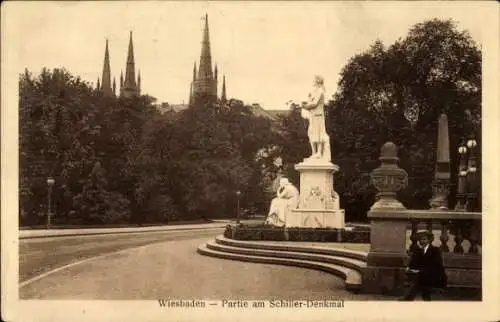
[19,67,159,226]
[328,18,481,218]
[136,93,280,220]
[276,104,310,185]
[72,162,130,224]
[19,68,101,224]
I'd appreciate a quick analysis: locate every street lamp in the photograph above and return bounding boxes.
[465,137,478,211]
[454,142,468,211]
[236,190,241,224]
[46,177,55,229]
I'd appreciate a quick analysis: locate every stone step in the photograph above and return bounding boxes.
[215,235,368,261]
[206,240,366,272]
[197,244,362,291]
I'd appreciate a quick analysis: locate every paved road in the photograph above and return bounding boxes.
[20,230,392,300]
[20,228,225,283]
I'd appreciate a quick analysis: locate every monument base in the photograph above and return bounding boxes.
[286,158,345,229]
[287,209,345,228]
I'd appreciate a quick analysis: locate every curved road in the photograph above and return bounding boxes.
[20,228,225,283]
[20,228,392,300]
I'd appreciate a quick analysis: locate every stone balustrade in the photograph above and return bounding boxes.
[361,141,482,295]
[362,209,482,294]
[405,210,482,256]
[406,210,482,288]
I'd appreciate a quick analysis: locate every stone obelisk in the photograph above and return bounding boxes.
[429,113,451,209]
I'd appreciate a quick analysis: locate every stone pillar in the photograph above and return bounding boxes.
[362,142,409,295]
[429,113,451,209]
[287,158,345,229]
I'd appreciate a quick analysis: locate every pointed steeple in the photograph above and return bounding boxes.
[96,77,100,91]
[214,64,218,80]
[191,14,218,99]
[113,77,116,96]
[124,31,136,88]
[198,14,213,80]
[137,70,141,94]
[190,62,197,103]
[221,75,227,102]
[121,31,139,98]
[120,71,124,87]
[101,39,113,97]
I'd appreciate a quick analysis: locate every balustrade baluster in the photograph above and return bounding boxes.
[453,226,465,254]
[439,220,450,252]
[409,220,420,253]
[468,221,480,254]
[425,221,434,243]
[462,224,472,254]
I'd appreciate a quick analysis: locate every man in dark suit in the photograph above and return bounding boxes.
[401,230,447,301]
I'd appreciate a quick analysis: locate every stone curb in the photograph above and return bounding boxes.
[197,244,362,291]
[206,240,366,272]
[20,224,227,239]
[215,235,368,261]
[198,235,367,291]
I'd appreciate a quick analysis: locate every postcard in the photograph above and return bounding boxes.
[2,1,499,321]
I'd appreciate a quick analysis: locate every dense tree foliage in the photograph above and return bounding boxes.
[19,70,279,225]
[278,19,481,221]
[19,19,481,226]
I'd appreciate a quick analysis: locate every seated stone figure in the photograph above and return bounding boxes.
[265,178,299,227]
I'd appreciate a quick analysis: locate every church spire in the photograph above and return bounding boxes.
[198,14,213,80]
[221,75,227,102]
[137,70,141,94]
[101,39,113,97]
[113,77,116,96]
[121,31,139,98]
[124,31,136,88]
[191,14,218,99]
[96,77,100,92]
[192,62,197,81]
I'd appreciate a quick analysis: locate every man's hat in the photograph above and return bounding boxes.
[416,229,434,238]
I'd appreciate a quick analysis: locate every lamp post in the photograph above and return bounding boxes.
[465,137,478,211]
[46,177,55,229]
[236,190,241,224]
[455,142,468,211]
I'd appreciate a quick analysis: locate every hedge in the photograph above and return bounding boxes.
[223,223,370,243]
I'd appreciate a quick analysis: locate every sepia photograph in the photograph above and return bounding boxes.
[2,1,499,321]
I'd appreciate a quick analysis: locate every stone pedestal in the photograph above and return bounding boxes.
[361,142,410,295]
[361,215,409,295]
[286,158,345,229]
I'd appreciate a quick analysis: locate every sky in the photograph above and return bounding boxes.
[8,1,486,109]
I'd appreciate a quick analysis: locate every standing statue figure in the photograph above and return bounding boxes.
[301,75,331,161]
[265,178,299,227]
